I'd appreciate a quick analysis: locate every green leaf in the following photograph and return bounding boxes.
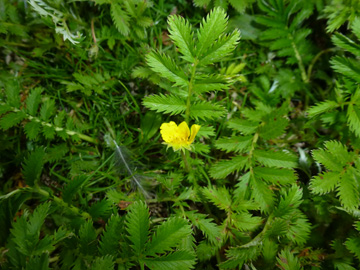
[347,103,360,137]
[332,33,360,57]
[24,121,41,140]
[198,30,240,66]
[331,56,360,83]
[222,245,261,269]
[39,99,55,121]
[231,212,262,231]
[186,211,221,244]
[143,94,186,115]
[26,253,50,270]
[345,237,360,260]
[202,186,232,211]
[274,185,303,217]
[22,148,45,186]
[209,155,248,179]
[251,174,275,213]
[258,116,288,140]
[0,103,12,116]
[0,111,26,130]
[310,171,340,195]
[62,176,87,203]
[190,101,226,120]
[193,74,230,94]
[145,217,191,255]
[214,135,252,153]
[307,100,339,117]
[79,220,97,255]
[5,80,21,108]
[26,87,43,116]
[312,148,344,171]
[143,250,196,270]
[11,202,51,256]
[276,248,302,270]
[254,150,298,168]
[337,171,360,210]
[146,51,188,86]
[254,167,296,185]
[227,118,258,135]
[196,7,228,58]
[88,199,112,219]
[168,14,195,62]
[111,3,130,35]
[99,215,123,257]
[125,201,150,255]
[90,255,115,270]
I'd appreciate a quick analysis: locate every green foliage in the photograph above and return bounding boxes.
[310,141,360,210]
[2,0,360,269]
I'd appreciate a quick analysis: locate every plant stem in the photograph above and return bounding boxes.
[185,60,199,124]
[181,150,191,173]
[289,34,309,83]
[34,186,91,219]
[307,48,337,81]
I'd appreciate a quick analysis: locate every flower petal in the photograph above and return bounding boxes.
[160,121,178,143]
[178,121,190,139]
[189,124,201,144]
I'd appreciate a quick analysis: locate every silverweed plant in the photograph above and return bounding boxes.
[1,0,360,269]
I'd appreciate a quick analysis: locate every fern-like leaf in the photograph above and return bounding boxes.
[143,94,186,115]
[125,201,150,256]
[22,148,45,187]
[209,155,248,179]
[143,250,196,270]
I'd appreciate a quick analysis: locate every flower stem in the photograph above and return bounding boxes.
[181,150,191,172]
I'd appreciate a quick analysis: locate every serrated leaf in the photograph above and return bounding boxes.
[186,211,221,244]
[312,148,344,171]
[168,15,195,62]
[258,116,288,140]
[254,167,296,185]
[345,237,360,260]
[337,171,360,210]
[90,255,115,270]
[24,121,41,140]
[276,248,302,270]
[347,103,360,137]
[143,250,196,270]
[0,103,12,116]
[111,3,130,35]
[331,56,360,83]
[251,174,275,212]
[22,148,45,186]
[307,100,339,117]
[215,135,252,153]
[231,212,262,231]
[310,171,339,195]
[190,101,226,120]
[145,217,191,255]
[202,186,232,211]
[274,185,303,217]
[40,99,55,121]
[88,199,112,219]
[332,33,360,57]
[227,118,258,134]
[196,7,228,58]
[5,80,21,108]
[209,155,248,179]
[79,220,97,255]
[146,51,188,86]
[254,150,297,168]
[199,30,240,65]
[0,111,26,130]
[26,87,43,116]
[125,201,150,255]
[193,74,230,94]
[287,214,311,245]
[62,176,87,203]
[143,94,186,116]
[99,215,123,257]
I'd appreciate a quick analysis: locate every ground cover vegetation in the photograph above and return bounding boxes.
[1,0,360,269]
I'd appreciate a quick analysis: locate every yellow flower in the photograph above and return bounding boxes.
[160,121,201,151]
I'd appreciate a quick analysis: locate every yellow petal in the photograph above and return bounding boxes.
[189,124,201,144]
[178,121,190,139]
[160,121,177,143]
